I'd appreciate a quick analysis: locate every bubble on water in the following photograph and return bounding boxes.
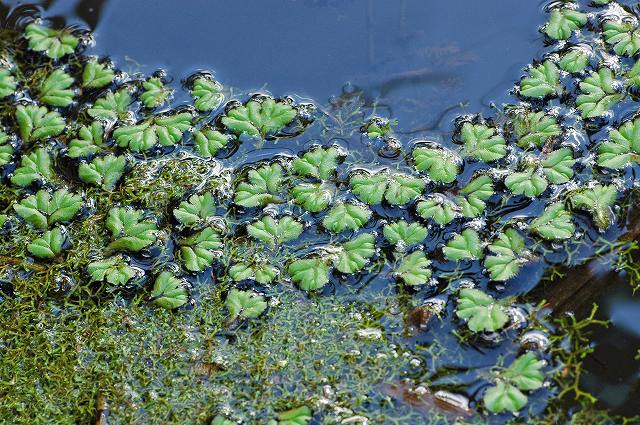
[520,330,551,351]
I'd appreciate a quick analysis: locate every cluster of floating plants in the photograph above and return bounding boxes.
[1,0,640,422]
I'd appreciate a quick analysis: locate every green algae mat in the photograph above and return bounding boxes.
[1,1,640,424]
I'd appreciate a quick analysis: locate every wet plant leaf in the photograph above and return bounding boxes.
[82,60,114,89]
[140,77,171,108]
[27,227,64,259]
[385,174,424,205]
[545,9,587,40]
[570,184,617,229]
[16,104,65,142]
[25,23,79,59]
[293,146,340,180]
[513,111,561,149]
[222,98,296,138]
[288,257,330,291]
[597,118,640,169]
[67,121,104,158]
[505,167,548,198]
[13,189,82,229]
[322,202,371,233]
[106,207,157,251]
[576,68,623,118]
[226,289,267,320]
[88,255,137,286]
[603,20,640,57]
[365,117,393,139]
[88,89,132,121]
[383,220,427,246]
[520,60,560,98]
[247,215,303,248]
[191,77,224,112]
[460,122,506,162]
[10,147,53,187]
[0,69,17,98]
[627,59,640,89]
[210,416,234,425]
[529,202,575,240]
[179,227,223,272]
[484,382,527,414]
[559,47,590,73]
[349,171,387,205]
[456,175,494,218]
[291,183,332,212]
[173,192,217,227]
[274,406,312,425]
[456,288,508,332]
[417,195,458,225]
[443,229,483,261]
[397,250,432,285]
[194,128,230,157]
[484,228,526,281]
[38,69,74,107]
[113,112,192,152]
[0,131,13,165]
[334,233,375,273]
[234,163,284,207]
[151,271,188,309]
[413,146,460,183]
[78,154,126,190]
[541,148,575,184]
[229,262,278,284]
[504,353,545,391]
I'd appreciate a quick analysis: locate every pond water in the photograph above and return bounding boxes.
[1,0,639,423]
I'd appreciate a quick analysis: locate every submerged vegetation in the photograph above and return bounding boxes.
[0,0,639,423]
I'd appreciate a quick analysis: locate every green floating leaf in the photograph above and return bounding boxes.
[513,111,561,149]
[191,77,224,112]
[0,131,13,165]
[484,353,545,413]
[443,229,483,261]
[194,128,230,158]
[210,416,234,425]
[576,68,623,118]
[151,271,188,309]
[247,215,303,248]
[603,20,640,57]
[140,77,171,108]
[16,104,65,142]
[520,60,560,99]
[222,98,297,138]
[505,166,548,198]
[597,118,640,169]
[541,148,575,184]
[229,262,278,284]
[417,195,458,226]
[106,207,157,252]
[529,202,575,240]
[275,406,312,425]
[179,227,223,272]
[88,89,133,121]
[0,69,17,98]
[570,184,618,230]
[173,192,217,227]
[27,227,65,259]
[82,60,115,89]
[288,257,330,291]
[456,175,494,218]
[293,146,340,180]
[334,233,375,273]
[113,113,192,152]
[234,163,284,207]
[413,146,460,184]
[559,47,590,73]
[460,122,506,162]
[456,288,508,332]
[397,250,432,285]
[484,228,526,281]
[67,121,104,158]
[88,255,138,286]
[365,117,393,139]
[226,289,267,320]
[13,189,82,229]
[383,220,427,246]
[349,171,423,205]
[25,23,79,59]
[10,147,53,187]
[291,183,333,212]
[78,154,126,190]
[322,202,371,233]
[545,9,587,40]
[385,174,425,205]
[627,60,640,89]
[483,382,527,414]
[38,69,74,107]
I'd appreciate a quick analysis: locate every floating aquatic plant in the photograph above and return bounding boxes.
[322,202,371,233]
[113,112,192,152]
[484,228,527,281]
[87,255,138,286]
[27,227,65,259]
[38,69,74,107]
[150,271,188,309]
[173,192,217,227]
[545,8,587,40]
[193,128,230,157]
[288,257,330,291]
[520,60,561,99]
[87,89,132,121]
[459,122,506,162]
[396,250,432,285]
[383,220,428,247]
[105,207,157,252]
[78,154,126,190]
[443,229,484,261]
[16,104,65,142]
[226,288,267,320]
[25,23,79,59]
[412,145,460,183]
[247,215,303,248]
[179,227,223,272]
[455,288,508,332]
[67,122,104,158]
[234,163,284,207]
[222,98,297,138]
[190,77,224,112]
[10,147,53,187]
[82,60,115,89]
[483,353,545,413]
[140,77,171,108]
[333,233,375,273]
[576,67,623,118]
[293,146,340,180]
[0,69,16,98]
[13,189,82,229]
